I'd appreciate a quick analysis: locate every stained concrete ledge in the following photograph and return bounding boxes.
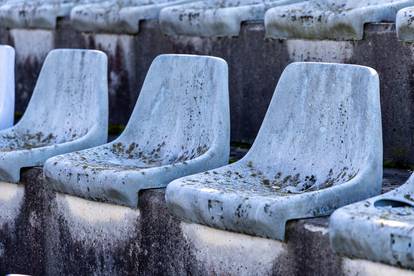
[0,169,46,275]
[0,167,412,275]
[0,20,413,166]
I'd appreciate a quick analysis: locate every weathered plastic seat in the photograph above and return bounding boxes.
[43,54,230,208]
[0,0,102,29]
[70,0,194,34]
[0,49,108,183]
[159,0,303,37]
[330,174,414,269]
[0,45,15,130]
[396,6,414,42]
[265,0,414,40]
[166,62,383,240]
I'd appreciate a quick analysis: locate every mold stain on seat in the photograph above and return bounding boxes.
[0,131,57,151]
[44,54,229,208]
[183,160,359,198]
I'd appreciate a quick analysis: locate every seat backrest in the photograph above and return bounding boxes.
[244,62,382,189]
[124,0,192,5]
[0,45,14,130]
[16,0,101,4]
[117,54,229,164]
[16,49,108,144]
[322,0,411,10]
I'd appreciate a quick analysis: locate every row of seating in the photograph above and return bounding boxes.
[0,45,412,269]
[2,0,414,41]
[160,0,414,39]
[0,0,192,31]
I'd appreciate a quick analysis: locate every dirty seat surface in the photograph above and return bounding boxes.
[166,62,383,241]
[0,0,102,29]
[330,174,414,269]
[70,0,194,34]
[159,0,303,37]
[265,0,414,40]
[396,6,414,42]
[0,45,14,130]
[0,49,108,183]
[44,54,230,208]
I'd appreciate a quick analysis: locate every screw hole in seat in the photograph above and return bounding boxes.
[374,199,413,208]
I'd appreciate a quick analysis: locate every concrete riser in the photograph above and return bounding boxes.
[0,168,412,275]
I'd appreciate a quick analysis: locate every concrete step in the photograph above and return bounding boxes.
[0,167,411,275]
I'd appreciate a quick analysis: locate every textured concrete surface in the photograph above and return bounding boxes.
[342,258,414,275]
[0,167,411,275]
[0,168,47,276]
[0,21,414,166]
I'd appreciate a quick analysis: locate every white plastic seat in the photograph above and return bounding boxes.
[159,0,304,37]
[0,49,108,183]
[70,0,194,34]
[330,174,414,269]
[396,6,414,42]
[43,54,230,208]
[0,0,102,29]
[166,62,383,240]
[0,45,14,130]
[265,0,414,40]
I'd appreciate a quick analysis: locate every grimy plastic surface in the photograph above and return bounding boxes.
[330,174,414,269]
[166,62,383,240]
[159,0,304,37]
[44,54,230,208]
[0,45,14,130]
[0,0,102,29]
[70,0,194,34]
[265,0,414,40]
[396,6,414,42]
[0,49,108,183]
